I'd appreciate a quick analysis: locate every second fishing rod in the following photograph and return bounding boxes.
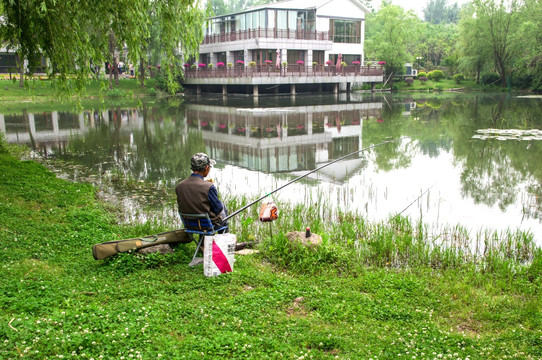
[222,136,408,222]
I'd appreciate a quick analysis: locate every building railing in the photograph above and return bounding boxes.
[202,28,329,45]
[184,65,383,79]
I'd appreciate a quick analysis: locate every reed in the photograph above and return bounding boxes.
[222,195,540,277]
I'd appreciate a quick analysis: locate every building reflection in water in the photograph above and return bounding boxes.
[186,102,382,183]
[0,101,382,184]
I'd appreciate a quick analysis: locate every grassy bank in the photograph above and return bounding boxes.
[0,78,161,113]
[1,141,541,359]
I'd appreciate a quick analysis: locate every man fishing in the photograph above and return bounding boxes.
[175,153,228,232]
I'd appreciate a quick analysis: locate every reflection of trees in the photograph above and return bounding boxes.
[366,92,542,220]
[58,103,206,186]
[130,105,205,185]
[459,143,520,210]
[363,99,414,171]
[447,94,542,220]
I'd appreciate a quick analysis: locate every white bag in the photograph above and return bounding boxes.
[203,233,236,277]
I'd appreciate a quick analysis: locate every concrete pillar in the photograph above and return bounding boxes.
[333,83,338,94]
[0,114,5,133]
[308,50,313,68]
[102,110,109,124]
[196,85,201,95]
[253,85,259,96]
[274,86,279,94]
[52,112,59,135]
[28,113,36,139]
[222,85,228,95]
[371,82,376,93]
[226,51,233,66]
[307,113,313,135]
[291,84,296,95]
[244,49,250,63]
[79,114,85,130]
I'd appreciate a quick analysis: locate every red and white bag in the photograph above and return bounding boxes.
[203,233,236,277]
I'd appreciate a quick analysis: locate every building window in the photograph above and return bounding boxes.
[313,51,325,65]
[287,50,305,64]
[216,52,227,64]
[252,49,275,65]
[330,19,361,44]
[233,51,244,63]
[277,10,287,30]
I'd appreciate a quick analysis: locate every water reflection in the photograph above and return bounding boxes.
[1,93,541,245]
[187,102,380,177]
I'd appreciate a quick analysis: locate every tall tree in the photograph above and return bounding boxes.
[365,3,421,84]
[424,0,461,24]
[457,3,492,83]
[416,22,458,69]
[516,0,542,90]
[207,0,275,16]
[0,0,208,93]
[465,0,522,87]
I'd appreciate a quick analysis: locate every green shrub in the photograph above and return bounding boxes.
[527,250,542,283]
[427,70,445,81]
[453,74,465,84]
[481,72,501,86]
[511,73,534,89]
[106,88,126,98]
[417,71,427,78]
[0,132,7,153]
[155,71,167,91]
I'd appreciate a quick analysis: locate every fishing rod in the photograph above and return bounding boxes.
[388,183,436,223]
[223,136,409,222]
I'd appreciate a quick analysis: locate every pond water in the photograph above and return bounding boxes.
[2,92,541,246]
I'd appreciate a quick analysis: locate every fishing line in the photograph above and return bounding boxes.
[223,136,409,222]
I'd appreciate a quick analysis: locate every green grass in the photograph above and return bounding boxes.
[392,78,505,92]
[1,141,541,359]
[0,78,163,113]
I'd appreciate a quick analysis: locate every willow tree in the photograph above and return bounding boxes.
[365,2,421,86]
[518,0,542,90]
[0,0,208,93]
[461,0,522,87]
[457,3,492,83]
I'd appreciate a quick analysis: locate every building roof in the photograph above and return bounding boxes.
[210,0,370,19]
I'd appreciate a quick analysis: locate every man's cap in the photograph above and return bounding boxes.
[191,153,216,171]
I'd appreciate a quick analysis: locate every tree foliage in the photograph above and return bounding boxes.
[207,0,272,16]
[457,3,492,83]
[365,3,421,82]
[456,0,542,90]
[423,0,461,24]
[0,0,209,93]
[416,22,458,70]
